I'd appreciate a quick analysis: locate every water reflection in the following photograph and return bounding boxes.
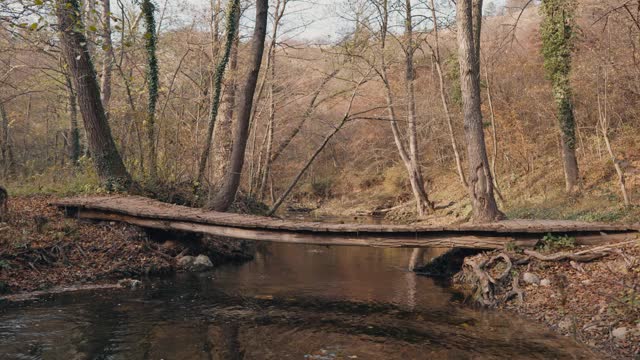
[0,243,596,359]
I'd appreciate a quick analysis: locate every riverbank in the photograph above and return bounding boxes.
[0,196,253,294]
[447,239,640,359]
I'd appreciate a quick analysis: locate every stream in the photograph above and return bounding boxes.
[0,216,596,359]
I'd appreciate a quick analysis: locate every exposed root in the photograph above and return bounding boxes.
[503,275,524,305]
[523,240,638,263]
[457,241,640,307]
[486,253,512,283]
[523,249,607,262]
[462,252,513,306]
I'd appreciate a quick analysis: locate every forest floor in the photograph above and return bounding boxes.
[445,239,640,359]
[0,196,253,296]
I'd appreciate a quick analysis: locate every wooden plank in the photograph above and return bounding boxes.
[76,210,516,249]
[51,196,640,240]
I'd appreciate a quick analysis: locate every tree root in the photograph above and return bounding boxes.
[503,275,524,305]
[462,252,513,306]
[523,249,606,262]
[458,240,639,307]
[523,240,638,263]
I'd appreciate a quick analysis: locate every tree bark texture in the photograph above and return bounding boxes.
[456,0,504,222]
[56,0,132,190]
[208,0,268,211]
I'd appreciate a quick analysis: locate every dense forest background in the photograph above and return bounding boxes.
[1,0,639,222]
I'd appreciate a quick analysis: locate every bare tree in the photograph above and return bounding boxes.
[428,0,467,188]
[456,0,504,222]
[597,66,630,206]
[403,0,434,216]
[258,0,288,200]
[63,68,81,164]
[270,70,339,164]
[209,0,269,211]
[196,0,241,187]
[268,75,369,215]
[376,0,433,217]
[56,0,133,190]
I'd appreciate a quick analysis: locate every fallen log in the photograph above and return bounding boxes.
[75,209,517,249]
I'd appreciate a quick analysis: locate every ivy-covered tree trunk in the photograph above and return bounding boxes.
[456,0,504,223]
[56,0,132,190]
[100,0,114,113]
[540,0,579,192]
[141,0,159,180]
[208,0,268,211]
[211,22,239,187]
[196,0,241,187]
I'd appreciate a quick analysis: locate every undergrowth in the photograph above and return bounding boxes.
[536,233,576,252]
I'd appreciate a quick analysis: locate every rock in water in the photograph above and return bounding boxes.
[177,255,195,268]
[523,272,541,285]
[118,278,142,289]
[177,254,214,272]
[192,255,214,271]
[612,327,627,340]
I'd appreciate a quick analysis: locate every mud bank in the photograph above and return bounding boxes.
[0,196,253,294]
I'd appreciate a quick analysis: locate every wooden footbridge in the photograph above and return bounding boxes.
[52,196,639,250]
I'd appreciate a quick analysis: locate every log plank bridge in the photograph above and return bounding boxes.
[52,196,640,250]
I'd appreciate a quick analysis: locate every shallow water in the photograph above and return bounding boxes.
[0,243,595,359]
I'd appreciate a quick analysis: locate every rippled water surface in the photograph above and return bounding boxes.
[0,242,596,359]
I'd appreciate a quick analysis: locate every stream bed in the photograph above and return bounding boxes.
[0,242,596,359]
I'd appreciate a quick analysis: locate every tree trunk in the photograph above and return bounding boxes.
[208,0,268,211]
[597,68,630,206]
[196,0,240,186]
[64,71,81,163]
[557,87,579,192]
[377,0,433,217]
[456,0,504,223]
[0,102,16,178]
[429,0,467,188]
[100,0,114,113]
[431,0,469,187]
[141,0,159,180]
[404,0,433,217]
[484,65,502,195]
[82,0,96,56]
[540,0,579,193]
[56,0,132,190]
[211,27,239,185]
[259,55,276,200]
